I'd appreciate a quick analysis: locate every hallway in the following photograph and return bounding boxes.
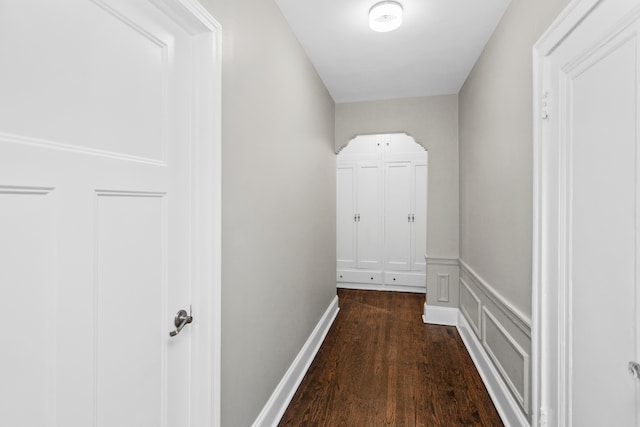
[279,290,502,426]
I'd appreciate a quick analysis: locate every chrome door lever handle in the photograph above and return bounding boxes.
[169,306,193,337]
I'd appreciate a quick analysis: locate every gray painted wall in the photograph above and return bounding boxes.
[335,96,459,259]
[458,0,570,317]
[200,0,336,425]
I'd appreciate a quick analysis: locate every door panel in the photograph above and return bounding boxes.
[568,29,637,427]
[540,5,640,425]
[356,163,382,269]
[95,193,166,427]
[0,0,170,162]
[337,165,357,269]
[385,162,412,271]
[0,1,195,425]
[0,189,56,425]
[412,163,427,271]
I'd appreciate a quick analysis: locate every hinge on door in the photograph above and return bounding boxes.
[541,92,550,120]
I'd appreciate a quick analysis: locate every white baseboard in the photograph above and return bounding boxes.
[457,312,530,427]
[422,303,458,326]
[337,282,425,294]
[251,296,340,427]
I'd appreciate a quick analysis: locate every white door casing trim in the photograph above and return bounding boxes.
[150,1,222,425]
[532,2,597,425]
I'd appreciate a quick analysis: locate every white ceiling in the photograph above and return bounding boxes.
[274,0,512,103]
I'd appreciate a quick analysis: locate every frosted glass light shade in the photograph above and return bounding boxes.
[369,1,403,32]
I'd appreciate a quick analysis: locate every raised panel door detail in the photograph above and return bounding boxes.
[95,192,166,427]
[0,188,56,426]
[0,0,170,163]
[567,33,637,427]
[337,165,356,268]
[385,162,411,271]
[356,164,381,269]
[412,163,427,271]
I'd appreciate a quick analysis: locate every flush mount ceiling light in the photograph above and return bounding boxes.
[369,1,403,33]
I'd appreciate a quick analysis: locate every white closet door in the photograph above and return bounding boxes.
[356,163,382,269]
[412,162,427,271]
[336,164,356,269]
[384,162,412,271]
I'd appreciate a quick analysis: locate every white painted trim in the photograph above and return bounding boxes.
[534,0,602,54]
[252,296,340,427]
[436,273,450,302]
[425,255,460,266]
[150,2,223,426]
[457,312,530,427]
[482,307,531,415]
[459,278,482,337]
[459,259,531,335]
[422,303,458,326]
[337,282,425,294]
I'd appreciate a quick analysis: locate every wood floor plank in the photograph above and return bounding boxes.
[278,289,504,427]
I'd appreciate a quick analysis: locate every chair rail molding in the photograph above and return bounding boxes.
[458,259,531,335]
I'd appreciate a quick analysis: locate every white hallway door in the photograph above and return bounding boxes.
[535,0,640,425]
[0,1,220,426]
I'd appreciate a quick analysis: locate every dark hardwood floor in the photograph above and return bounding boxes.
[278,289,503,427]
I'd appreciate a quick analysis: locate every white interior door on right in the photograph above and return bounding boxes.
[538,1,640,425]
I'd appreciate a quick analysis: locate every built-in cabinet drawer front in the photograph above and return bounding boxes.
[337,269,382,284]
[383,271,426,288]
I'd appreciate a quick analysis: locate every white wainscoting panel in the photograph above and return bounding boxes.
[458,259,532,424]
[437,273,450,302]
[460,278,482,337]
[459,259,531,336]
[482,307,530,414]
[252,296,340,427]
[425,256,459,308]
[457,313,530,427]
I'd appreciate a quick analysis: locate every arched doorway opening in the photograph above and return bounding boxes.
[336,133,428,293]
